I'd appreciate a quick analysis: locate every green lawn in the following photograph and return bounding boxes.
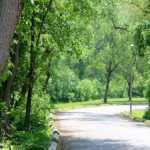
[54,97,147,109]
[54,100,101,109]
[108,97,147,104]
[123,109,146,119]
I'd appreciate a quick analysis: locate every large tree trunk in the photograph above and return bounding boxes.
[0,0,24,75]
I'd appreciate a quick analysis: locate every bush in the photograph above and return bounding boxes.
[76,79,99,101]
[145,82,150,107]
[11,130,51,150]
[7,94,52,150]
[50,67,79,103]
[67,92,76,102]
[109,80,126,98]
[144,109,150,120]
[133,86,144,97]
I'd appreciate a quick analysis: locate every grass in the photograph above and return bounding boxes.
[54,100,101,109]
[108,97,147,104]
[123,109,146,119]
[54,97,148,109]
[123,108,150,121]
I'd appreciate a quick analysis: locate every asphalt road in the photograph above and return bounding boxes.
[54,105,150,150]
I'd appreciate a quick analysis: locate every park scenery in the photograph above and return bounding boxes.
[0,0,150,150]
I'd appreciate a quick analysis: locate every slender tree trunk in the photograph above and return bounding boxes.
[128,81,132,102]
[43,70,51,92]
[24,0,54,130]
[128,72,133,115]
[42,49,55,92]
[2,42,19,105]
[103,61,113,104]
[24,71,34,130]
[15,78,29,107]
[24,17,35,130]
[1,42,19,136]
[1,82,10,137]
[78,58,84,80]
[103,60,118,104]
[0,0,24,75]
[104,71,111,104]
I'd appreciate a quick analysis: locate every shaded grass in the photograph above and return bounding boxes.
[54,97,147,109]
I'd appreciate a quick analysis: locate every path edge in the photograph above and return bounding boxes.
[48,112,61,150]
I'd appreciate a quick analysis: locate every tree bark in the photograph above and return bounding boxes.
[42,50,55,91]
[43,65,51,91]
[78,58,84,80]
[15,77,29,107]
[24,0,54,130]
[2,42,19,105]
[103,61,118,104]
[128,80,132,102]
[128,72,133,115]
[24,16,35,130]
[1,40,19,136]
[104,71,111,104]
[0,0,24,75]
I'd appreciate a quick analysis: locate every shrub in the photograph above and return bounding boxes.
[76,79,99,101]
[144,109,150,120]
[67,92,76,102]
[145,82,150,107]
[11,130,51,150]
[7,94,52,150]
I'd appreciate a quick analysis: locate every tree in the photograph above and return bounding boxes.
[23,0,99,129]
[0,0,24,75]
[1,36,19,136]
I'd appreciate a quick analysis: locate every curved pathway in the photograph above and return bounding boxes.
[54,105,150,150]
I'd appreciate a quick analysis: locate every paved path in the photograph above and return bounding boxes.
[54,105,150,150]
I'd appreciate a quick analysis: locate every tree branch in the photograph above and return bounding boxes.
[112,21,128,31]
[36,0,53,47]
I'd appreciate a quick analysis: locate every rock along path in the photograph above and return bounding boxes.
[54,105,150,150]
